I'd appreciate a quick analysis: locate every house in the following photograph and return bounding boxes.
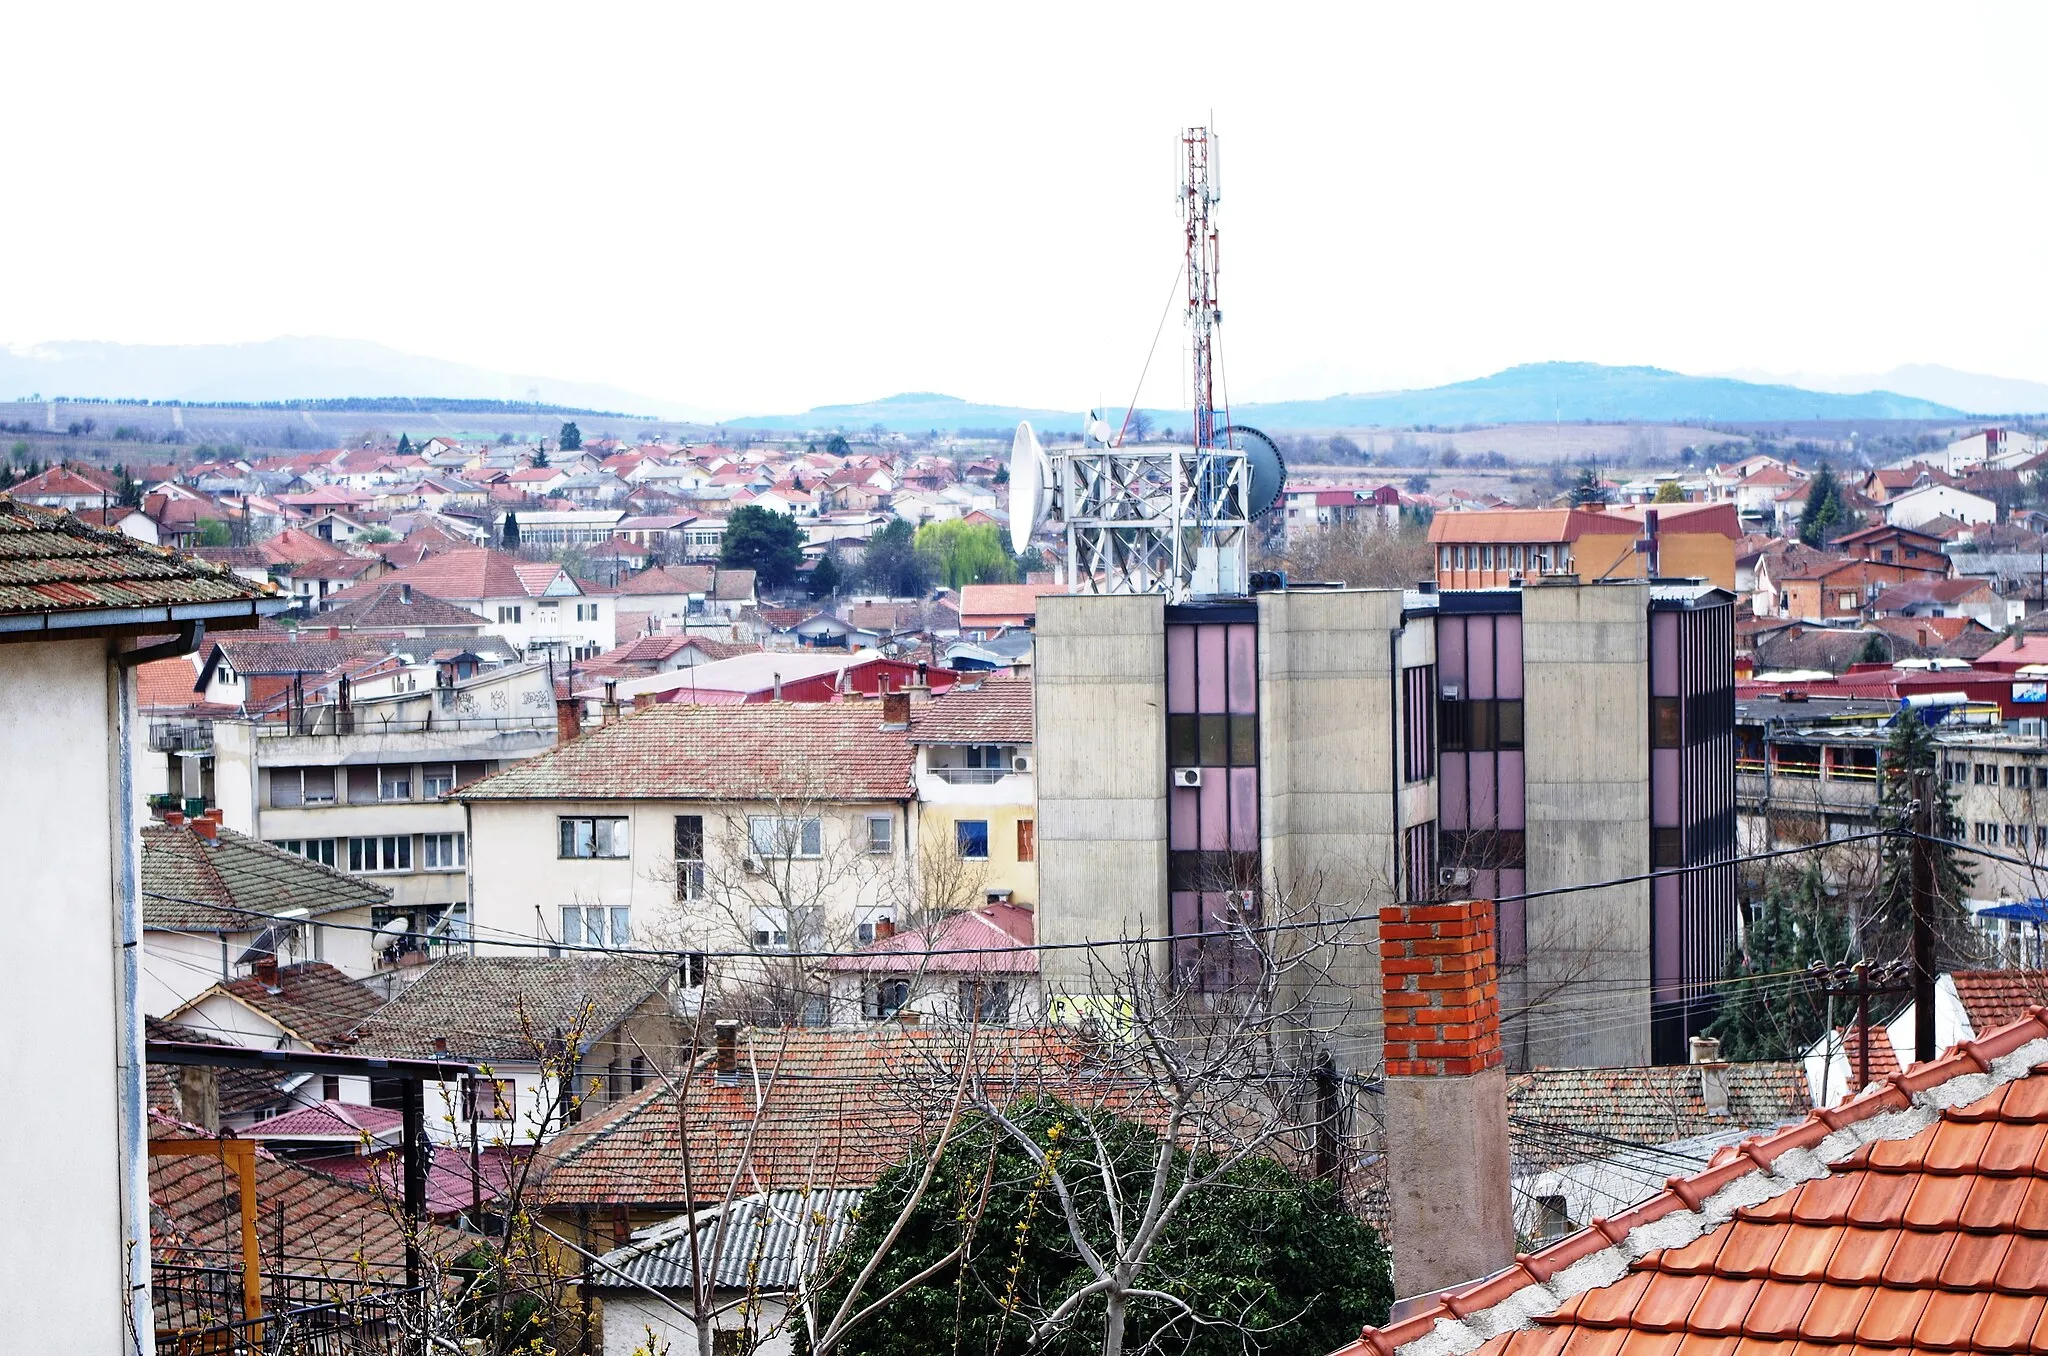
[575,650,953,707]
[957,582,1066,635]
[329,547,615,661]
[74,503,162,543]
[456,700,919,965]
[612,563,758,623]
[589,1189,862,1356]
[1281,484,1403,540]
[1337,1005,2048,1356]
[1804,967,2048,1101]
[823,901,1040,1025]
[1831,521,1951,573]
[909,672,1037,906]
[0,496,282,1353]
[1885,480,1999,529]
[282,554,380,610]
[140,811,392,1016]
[10,461,118,510]
[1939,425,2048,473]
[1429,502,1740,591]
[308,579,494,639]
[1868,575,2014,630]
[166,960,383,1059]
[347,955,689,1147]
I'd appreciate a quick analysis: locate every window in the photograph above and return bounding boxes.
[559,816,631,859]
[422,833,465,870]
[630,1056,647,1092]
[1838,592,1858,611]
[956,820,990,860]
[2009,767,2020,789]
[2008,824,2022,848]
[347,835,412,873]
[462,1077,515,1122]
[674,815,705,898]
[751,909,791,949]
[748,816,821,859]
[321,1074,341,1101]
[561,905,630,948]
[1482,545,1495,571]
[1402,665,1437,782]
[378,766,412,801]
[959,979,1011,1024]
[1403,821,1436,900]
[863,814,894,855]
[1440,547,1453,571]
[864,978,910,1019]
[1652,696,1681,749]
[1016,819,1035,862]
[270,838,337,867]
[575,602,598,621]
[497,605,522,623]
[422,764,455,799]
[1880,548,1895,563]
[1438,698,1524,752]
[270,767,338,808]
[1652,827,1683,868]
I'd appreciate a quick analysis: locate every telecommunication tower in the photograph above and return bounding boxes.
[1010,126,1283,602]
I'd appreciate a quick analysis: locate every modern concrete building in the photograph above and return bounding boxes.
[1033,577,1736,1074]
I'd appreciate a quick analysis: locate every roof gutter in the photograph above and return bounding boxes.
[0,595,287,636]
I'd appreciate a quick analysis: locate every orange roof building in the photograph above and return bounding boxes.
[1429,503,1739,591]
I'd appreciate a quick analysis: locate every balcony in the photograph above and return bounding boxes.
[149,720,214,753]
[1737,754,1880,816]
[926,767,1014,785]
[155,1257,426,1356]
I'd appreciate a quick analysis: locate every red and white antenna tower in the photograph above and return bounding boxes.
[1179,127,1223,450]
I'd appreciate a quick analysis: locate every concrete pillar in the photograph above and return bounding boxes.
[1381,897,1514,1300]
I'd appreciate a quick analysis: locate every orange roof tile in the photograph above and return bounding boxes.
[1426,508,1641,545]
[957,582,1063,622]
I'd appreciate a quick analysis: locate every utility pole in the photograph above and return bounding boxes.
[1910,769,1938,1064]
[1811,959,1911,1093]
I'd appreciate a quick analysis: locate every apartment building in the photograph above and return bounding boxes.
[1430,503,1738,593]
[208,658,559,958]
[329,547,615,661]
[909,672,1037,907]
[1034,577,1737,1071]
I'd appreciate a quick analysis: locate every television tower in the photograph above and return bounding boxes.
[1181,127,1223,451]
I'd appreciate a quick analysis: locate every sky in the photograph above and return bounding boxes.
[3,3,2044,418]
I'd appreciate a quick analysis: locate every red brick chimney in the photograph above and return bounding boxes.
[556,696,582,744]
[881,692,910,729]
[1380,898,1514,1299]
[714,1019,739,1081]
[190,811,219,842]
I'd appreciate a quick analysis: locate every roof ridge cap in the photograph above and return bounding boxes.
[1357,1010,2048,1356]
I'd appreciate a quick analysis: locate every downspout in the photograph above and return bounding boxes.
[115,619,204,1355]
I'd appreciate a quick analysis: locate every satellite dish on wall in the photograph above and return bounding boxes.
[1009,421,1051,552]
[1220,425,1286,517]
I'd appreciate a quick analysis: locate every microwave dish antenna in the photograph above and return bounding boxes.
[1008,421,1053,553]
[1219,425,1286,518]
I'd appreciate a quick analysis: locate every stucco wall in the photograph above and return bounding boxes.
[0,637,127,1354]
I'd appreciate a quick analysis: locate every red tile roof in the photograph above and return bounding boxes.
[177,962,383,1051]
[242,1099,404,1141]
[1955,970,2048,1033]
[454,701,916,802]
[1337,1007,2048,1356]
[1427,507,1642,545]
[338,547,568,603]
[0,497,275,622]
[348,956,675,1063]
[957,582,1064,624]
[908,672,1033,745]
[824,902,1038,975]
[142,821,389,930]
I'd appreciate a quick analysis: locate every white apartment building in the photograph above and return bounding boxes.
[335,546,616,661]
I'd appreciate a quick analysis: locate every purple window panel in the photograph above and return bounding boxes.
[1495,617,1524,699]
[1196,625,1228,713]
[1652,876,1683,1004]
[1651,612,1679,698]
[1166,625,1197,713]
[1439,618,1467,688]
[1497,751,1526,829]
[1226,624,1258,714]
[1198,775,1229,850]
[1474,868,1498,907]
[1169,785,1200,851]
[1469,755,1496,828]
[1170,891,1204,935]
[1652,748,1680,826]
[1229,768,1259,850]
[1440,754,1469,831]
[1498,881,1527,967]
[1468,620,1495,700]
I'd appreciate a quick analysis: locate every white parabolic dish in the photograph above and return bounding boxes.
[1009,421,1049,553]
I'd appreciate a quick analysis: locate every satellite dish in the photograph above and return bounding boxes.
[1220,425,1286,517]
[1009,422,1051,553]
[375,914,413,938]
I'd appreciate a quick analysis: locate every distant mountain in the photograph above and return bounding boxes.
[1715,364,2048,417]
[0,337,723,422]
[729,363,1962,435]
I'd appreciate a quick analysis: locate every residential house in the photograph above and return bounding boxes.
[612,563,758,625]
[456,700,919,969]
[1886,480,1999,529]
[1804,968,2048,1102]
[575,650,952,708]
[0,496,281,1353]
[140,811,392,1017]
[1868,576,2014,630]
[309,579,495,641]
[1831,521,1951,573]
[1938,425,2048,473]
[1280,484,1403,541]
[164,960,386,1114]
[823,901,1039,1025]
[957,582,1065,636]
[284,554,381,610]
[10,461,118,510]
[909,672,1037,906]
[332,547,615,660]
[347,955,689,1147]
[508,508,627,547]
[1430,502,1740,591]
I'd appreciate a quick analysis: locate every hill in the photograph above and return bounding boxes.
[728,363,1962,435]
[1716,364,2048,417]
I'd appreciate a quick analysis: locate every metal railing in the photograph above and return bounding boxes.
[149,720,216,753]
[155,1266,425,1356]
[253,709,554,738]
[925,767,1014,785]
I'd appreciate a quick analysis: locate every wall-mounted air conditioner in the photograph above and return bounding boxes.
[1172,767,1204,789]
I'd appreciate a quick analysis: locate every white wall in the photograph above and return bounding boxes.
[602,1293,793,1356]
[0,638,128,1354]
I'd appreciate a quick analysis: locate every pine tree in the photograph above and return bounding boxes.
[1799,462,1848,546]
[558,422,581,452]
[1872,706,1974,961]
[501,512,521,550]
[1705,864,1852,1061]
[396,433,413,458]
[1570,466,1605,506]
[808,551,843,599]
[1855,631,1891,666]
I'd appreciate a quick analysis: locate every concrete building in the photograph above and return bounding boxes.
[1033,578,1737,1074]
[1430,503,1739,593]
[0,499,282,1355]
[909,671,1037,907]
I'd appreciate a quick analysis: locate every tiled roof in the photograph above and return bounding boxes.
[908,672,1032,745]
[142,822,390,931]
[134,652,206,709]
[183,962,384,1051]
[144,1017,291,1118]
[313,581,487,631]
[347,956,675,1062]
[11,463,116,497]
[534,1026,1121,1204]
[243,1099,403,1141]
[205,636,388,676]
[150,1116,471,1283]
[354,547,564,601]
[0,496,273,622]
[454,702,916,803]
[257,526,350,565]
[1955,970,2048,1033]
[1508,1062,1813,1174]
[823,901,1037,975]
[1426,508,1641,545]
[957,582,1065,621]
[1340,1009,2048,1356]
[616,563,714,595]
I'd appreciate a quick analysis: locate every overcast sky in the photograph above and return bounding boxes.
[4,3,2043,416]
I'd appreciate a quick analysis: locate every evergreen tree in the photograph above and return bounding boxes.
[395,433,413,458]
[558,422,582,452]
[114,465,141,508]
[720,504,805,589]
[1570,465,1606,505]
[1705,864,1852,1061]
[860,518,934,597]
[1872,706,1974,962]
[1799,462,1849,546]
[1855,631,1891,666]
[824,433,851,457]
[501,512,521,550]
[532,446,550,468]
[807,550,843,599]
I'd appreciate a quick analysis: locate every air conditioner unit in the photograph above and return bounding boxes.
[1012,754,1031,773]
[1438,866,1474,889]
[742,854,766,874]
[1172,767,1204,788]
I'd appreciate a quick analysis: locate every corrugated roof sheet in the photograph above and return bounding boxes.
[0,496,274,620]
[590,1189,863,1292]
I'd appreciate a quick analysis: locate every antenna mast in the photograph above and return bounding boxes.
[1181,127,1222,451]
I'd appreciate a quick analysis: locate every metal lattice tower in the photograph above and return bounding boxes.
[1058,126,1251,601]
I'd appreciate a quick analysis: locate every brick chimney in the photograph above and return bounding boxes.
[881,692,910,729]
[190,811,219,842]
[556,696,582,744]
[1380,898,1513,1299]
[714,1019,740,1082]
[163,810,186,828]
[874,917,896,941]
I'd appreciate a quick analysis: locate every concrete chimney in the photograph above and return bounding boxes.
[171,1065,219,1134]
[1380,897,1514,1300]
[714,1019,740,1081]
[633,691,656,710]
[1692,1035,1731,1116]
[556,696,582,744]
